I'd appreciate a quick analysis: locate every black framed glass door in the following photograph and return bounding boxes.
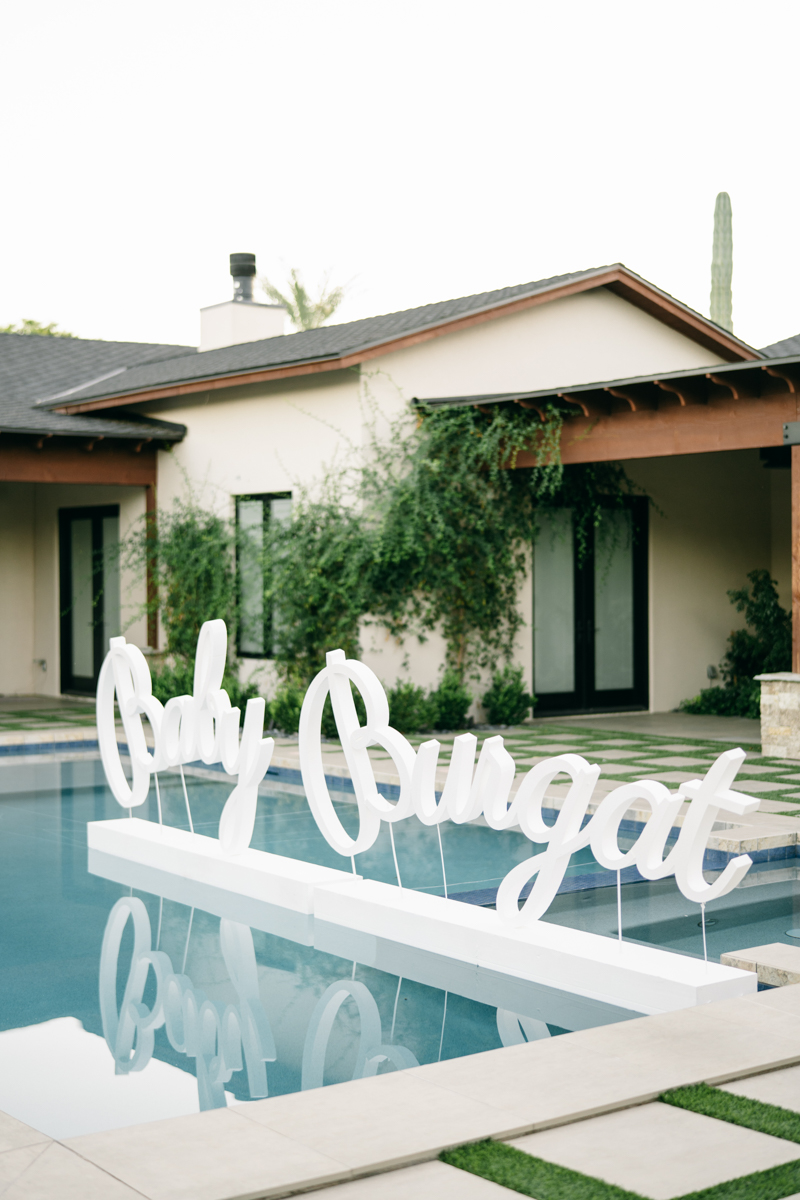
[59,506,120,693]
[532,498,648,715]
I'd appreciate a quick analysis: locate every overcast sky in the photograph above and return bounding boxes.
[2,0,798,351]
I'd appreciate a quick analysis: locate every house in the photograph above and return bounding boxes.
[1,258,793,715]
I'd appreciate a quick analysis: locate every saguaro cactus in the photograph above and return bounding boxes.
[710,191,733,332]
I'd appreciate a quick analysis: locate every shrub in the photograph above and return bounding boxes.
[387,680,432,734]
[320,685,367,739]
[723,568,791,681]
[270,683,305,734]
[153,500,238,661]
[680,569,790,719]
[680,680,760,720]
[428,671,472,730]
[150,659,258,710]
[482,665,534,726]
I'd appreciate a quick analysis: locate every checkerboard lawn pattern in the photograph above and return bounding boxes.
[358,723,800,815]
[442,1081,800,1199]
[0,704,97,732]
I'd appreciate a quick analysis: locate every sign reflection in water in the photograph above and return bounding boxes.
[100,898,275,1109]
[99,895,554,1110]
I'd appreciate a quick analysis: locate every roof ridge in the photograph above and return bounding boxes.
[23,263,759,413]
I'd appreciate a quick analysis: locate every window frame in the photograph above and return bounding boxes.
[59,504,121,693]
[235,492,291,659]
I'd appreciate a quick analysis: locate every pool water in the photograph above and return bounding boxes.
[1,755,797,1140]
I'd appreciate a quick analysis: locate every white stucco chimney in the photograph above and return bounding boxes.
[199,253,286,351]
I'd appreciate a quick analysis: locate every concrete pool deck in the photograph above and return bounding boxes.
[2,983,800,1198]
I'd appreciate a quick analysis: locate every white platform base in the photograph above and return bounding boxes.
[88,849,317,946]
[86,818,355,914]
[87,819,757,1014]
[313,877,757,1015]
[89,849,635,1029]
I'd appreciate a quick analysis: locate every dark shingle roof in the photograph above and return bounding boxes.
[42,264,758,410]
[761,333,800,358]
[22,264,759,414]
[38,268,607,408]
[0,332,192,439]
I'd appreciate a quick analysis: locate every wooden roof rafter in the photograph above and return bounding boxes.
[652,378,706,407]
[763,364,800,394]
[604,385,657,412]
[705,371,762,401]
[557,392,607,419]
[514,398,549,420]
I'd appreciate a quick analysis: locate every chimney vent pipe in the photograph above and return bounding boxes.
[230,252,256,302]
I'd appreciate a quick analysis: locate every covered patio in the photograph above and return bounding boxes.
[419,353,800,715]
[0,420,184,696]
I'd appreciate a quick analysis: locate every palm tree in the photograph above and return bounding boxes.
[260,268,346,331]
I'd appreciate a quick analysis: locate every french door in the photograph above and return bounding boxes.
[532,499,648,715]
[59,506,121,693]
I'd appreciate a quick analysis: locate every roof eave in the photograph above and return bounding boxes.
[42,265,760,415]
[415,354,800,409]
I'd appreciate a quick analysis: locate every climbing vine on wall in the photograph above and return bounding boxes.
[262,399,648,685]
[128,398,650,695]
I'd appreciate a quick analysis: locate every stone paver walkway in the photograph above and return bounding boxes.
[2,984,800,1199]
[284,719,800,820]
[510,1100,799,1199]
[0,695,95,732]
[534,709,762,742]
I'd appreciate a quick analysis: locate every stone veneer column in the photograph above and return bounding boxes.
[757,672,800,757]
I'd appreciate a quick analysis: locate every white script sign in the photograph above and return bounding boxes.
[97,625,760,927]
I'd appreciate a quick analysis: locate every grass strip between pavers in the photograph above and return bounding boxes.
[661,1082,800,1144]
[441,1141,645,1199]
[441,1139,800,1200]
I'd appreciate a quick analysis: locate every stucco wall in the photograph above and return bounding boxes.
[0,483,35,694]
[626,451,782,713]
[370,288,726,405]
[151,370,363,518]
[148,371,364,695]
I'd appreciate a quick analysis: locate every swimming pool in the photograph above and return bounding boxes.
[0,754,795,1140]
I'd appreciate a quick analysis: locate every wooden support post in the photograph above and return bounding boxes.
[145,483,158,650]
[793,447,800,673]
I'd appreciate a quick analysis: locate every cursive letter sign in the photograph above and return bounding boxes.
[96,624,762,928]
[97,621,274,854]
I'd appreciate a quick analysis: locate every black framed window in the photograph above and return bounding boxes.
[59,505,121,693]
[236,493,291,657]
[532,498,648,715]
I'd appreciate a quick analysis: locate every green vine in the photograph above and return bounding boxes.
[262,398,648,685]
[127,395,650,697]
[124,493,257,706]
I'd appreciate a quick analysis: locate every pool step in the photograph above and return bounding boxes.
[721,942,800,987]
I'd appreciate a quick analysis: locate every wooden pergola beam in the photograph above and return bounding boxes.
[513,388,798,466]
[0,438,157,485]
